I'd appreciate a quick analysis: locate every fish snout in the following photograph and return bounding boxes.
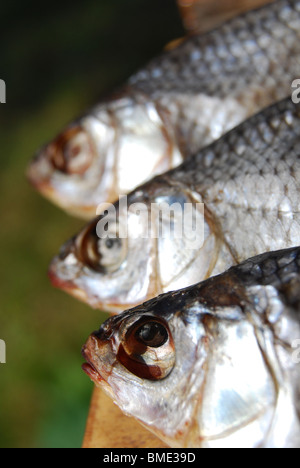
[27,146,54,190]
[81,334,100,362]
[47,243,85,298]
[81,334,115,386]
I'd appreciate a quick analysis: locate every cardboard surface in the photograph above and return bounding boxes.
[82,387,168,448]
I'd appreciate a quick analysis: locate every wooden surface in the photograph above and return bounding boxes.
[82,387,168,448]
[177,0,274,33]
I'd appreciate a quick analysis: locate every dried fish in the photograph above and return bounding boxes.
[82,247,300,448]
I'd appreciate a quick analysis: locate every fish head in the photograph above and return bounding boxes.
[81,267,293,448]
[27,118,109,219]
[48,187,157,313]
[81,298,199,447]
[27,93,180,219]
[49,179,222,313]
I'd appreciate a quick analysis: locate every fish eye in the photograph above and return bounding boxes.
[135,322,169,348]
[75,219,127,274]
[49,126,96,175]
[98,236,127,272]
[117,317,175,381]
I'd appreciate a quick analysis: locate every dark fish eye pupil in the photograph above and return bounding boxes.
[68,144,81,158]
[105,238,114,249]
[135,322,168,348]
[105,238,121,250]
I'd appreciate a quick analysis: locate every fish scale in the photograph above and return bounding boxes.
[169,99,300,188]
[130,0,299,96]
[130,0,300,154]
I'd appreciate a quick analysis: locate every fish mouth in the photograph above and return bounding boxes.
[27,163,52,194]
[27,160,71,211]
[27,164,80,216]
[27,148,53,187]
[47,248,92,303]
[81,337,103,387]
[81,349,105,387]
[81,362,104,386]
[48,258,86,296]
[28,154,97,219]
[48,256,138,314]
[81,336,113,392]
[48,265,128,313]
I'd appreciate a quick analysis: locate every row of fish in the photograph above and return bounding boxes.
[28,0,300,448]
[78,96,300,448]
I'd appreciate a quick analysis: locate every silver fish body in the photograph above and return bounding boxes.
[82,247,300,448]
[49,98,300,313]
[28,0,300,219]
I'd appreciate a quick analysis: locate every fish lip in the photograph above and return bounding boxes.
[48,258,137,314]
[26,162,52,192]
[47,260,78,292]
[81,346,104,385]
[81,362,104,385]
[82,359,107,389]
[47,258,92,305]
[81,337,109,386]
[48,264,124,312]
[48,248,146,314]
[26,147,53,185]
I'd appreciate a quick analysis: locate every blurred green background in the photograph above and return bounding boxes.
[0,0,183,448]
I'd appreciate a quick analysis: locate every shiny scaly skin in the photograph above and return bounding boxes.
[29,0,300,218]
[82,247,300,448]
[49,99,300,313]
[163,97,300,271]
[130,0,300,154]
